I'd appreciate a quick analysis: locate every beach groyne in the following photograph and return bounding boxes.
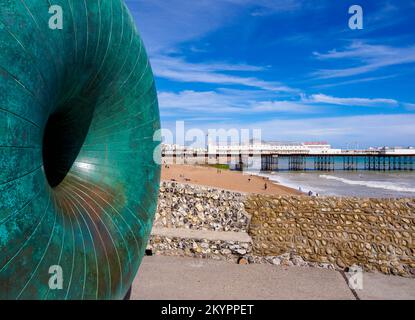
[149,181,415,277]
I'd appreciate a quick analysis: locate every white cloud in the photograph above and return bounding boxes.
[152,55,265,73]
[313,74,399,89]
[158,90,406,122]
[152,55,297,92]
[251,100,317,113]
[253,114,415,147]
[158,90,245,113]
[404,103,415,110]
[158,90,317,117]
[304,94,399,107]
[313,41,415,79]
[126,0,237,54]
[162,114,415,148]
[127,0,304,53]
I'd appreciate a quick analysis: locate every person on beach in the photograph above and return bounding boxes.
[264,183,268,190]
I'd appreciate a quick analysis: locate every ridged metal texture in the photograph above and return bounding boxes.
[0,0,160,299]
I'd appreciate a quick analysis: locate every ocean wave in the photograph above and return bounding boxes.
[319,175,415,193]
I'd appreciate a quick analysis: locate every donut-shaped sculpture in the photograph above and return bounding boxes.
[0,0,160,299]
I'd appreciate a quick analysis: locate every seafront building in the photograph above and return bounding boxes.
[207,141,342,155]
[162,141,341,155]
[161,141,415,156]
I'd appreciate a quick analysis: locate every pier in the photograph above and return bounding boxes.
[161,142,415,172]
[162,152,415,172]
[259,153,415,172]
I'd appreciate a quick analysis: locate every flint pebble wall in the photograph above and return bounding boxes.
[246,195,415,277]
[150,181,415,277]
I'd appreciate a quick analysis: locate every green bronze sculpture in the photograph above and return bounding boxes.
[0,0,160,300]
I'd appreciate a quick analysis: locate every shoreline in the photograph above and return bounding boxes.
[262,170,415,199]
[161,164,302,196]
[161,164,415,199]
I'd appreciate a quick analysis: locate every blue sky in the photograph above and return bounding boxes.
[125,0,415,148]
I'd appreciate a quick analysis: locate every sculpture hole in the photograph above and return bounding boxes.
[42,100,95,188]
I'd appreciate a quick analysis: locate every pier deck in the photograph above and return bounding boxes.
[162,151,415,172]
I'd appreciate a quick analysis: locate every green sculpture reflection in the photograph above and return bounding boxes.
[0,0,160,299]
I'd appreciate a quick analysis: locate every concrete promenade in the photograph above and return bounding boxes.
[132,256,415,300]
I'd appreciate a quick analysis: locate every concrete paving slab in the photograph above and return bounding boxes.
[132,256,355,300]
[358,272,415,300]
[151,227,252,242]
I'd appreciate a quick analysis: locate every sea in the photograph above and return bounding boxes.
[256,171,415,198]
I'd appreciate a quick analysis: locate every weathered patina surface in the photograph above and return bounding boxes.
[0,0,160,299]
